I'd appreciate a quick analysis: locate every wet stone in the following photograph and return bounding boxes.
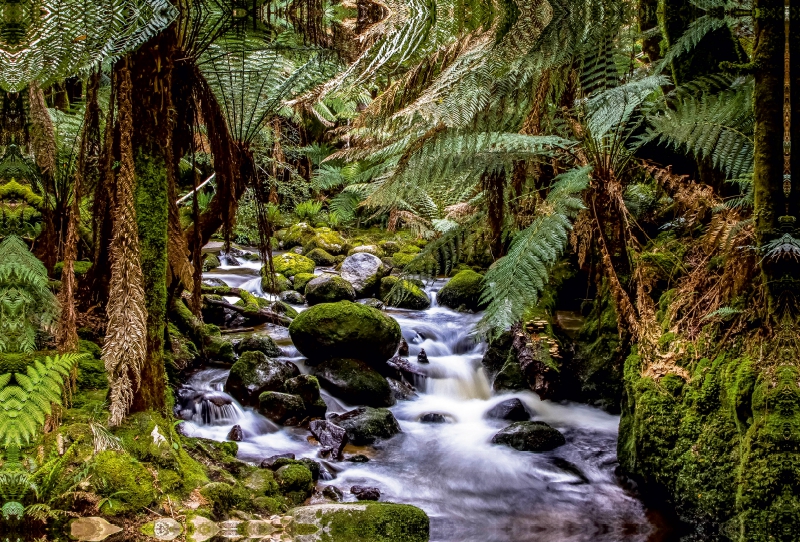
[485,398,532,421]
[322,485,344,501]
[310,419,348,459]
[417,349,429,363]
[261,453,296,469]
[351,485,381,501]
[226,424,244,441]
[419,413,447,423]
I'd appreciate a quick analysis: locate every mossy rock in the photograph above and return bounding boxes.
[311,358,394,408]
[203,253,221,271]
[92,451,156,515]
[437,270,487,311]
[243,469,280,496]
[378,240,402,256]
[305,274,356,305]
[329,407,402,445]
[273,252,316,277]
[291,503,429,542]
[348,245,385,258]
[275,464,314,504]
[77,356,107,390]
[398,245,421,255]
[80,339,102,358]
[261,272,292,294]
[285,374,322,404]
[289,301,401,365]
[200,482,251,515]
[304,228,349,256]
[379,276,430,310]
[53,260,92,275]
[491,421,566,452]
[283,223,317,249]
[235,335,282,358]
[225,351,297,406]
[253,496,285,514]
[389,252,416,268]
[259,391,306,424]
[293,272,316,293]
[270,300,299,319]
[493,353,527,392]
[307,248,337,267]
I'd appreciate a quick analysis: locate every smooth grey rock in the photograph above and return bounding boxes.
[340,253,387,297]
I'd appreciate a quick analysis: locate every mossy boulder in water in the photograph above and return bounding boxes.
[293,272,316,293]
[491,421,566,452]
[304,227,349,255]
[259,392,307,424]
[340,253,388,297]
[290,503,429,542]
[225,351,298,406]
[276,463,315,504]
[379,276,430,310]
[289,301,401,365]
[328,407,402,445]
[305,274,356,305]
[235,335,282,358]
[311,358,394,407]
[283,222,317,249]
[437,270,487,311]
[203,253,221,271]
[273,252,316,277]
[280,290,306,305]
[307,247,337,267]
[259,271,292,294]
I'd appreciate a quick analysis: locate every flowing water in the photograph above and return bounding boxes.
[180,259,670,541]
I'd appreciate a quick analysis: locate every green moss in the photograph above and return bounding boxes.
[53,261,92,275]
[304,228,349,255]
[92,451,156,515]
[253,496,285,514]
[203,253,221,271]
[307,248,337,267]
[379,276,430,310]
[76,356,107,390]
[293,272,316,293]
[289,301,401,364]
[292,503,429,542]
[261,272,292,294]
[273,252,316,277]
[305,274,356,305]
[200,482,251,515]
[437,270,487,311]
[390,252,416,268]
[283,223,317,248]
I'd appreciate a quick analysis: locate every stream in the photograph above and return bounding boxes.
[177,258,670,541]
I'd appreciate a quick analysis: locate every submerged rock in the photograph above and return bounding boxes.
[350,485,380,501]
[322,485,344,501]
[437,269,487,311]
[491,421,566,452]
[419,413,447,424]
[226,424,244,441]
[289,301,401,365]
[340,253,388,297]
[290,503,429,542]
[225,351,297,406]
[328,407,401,445]
[417,349,429,364]
[311,358,394,408]
[305,274,356,305]
[310,420,348,459]
[485,398,532,421]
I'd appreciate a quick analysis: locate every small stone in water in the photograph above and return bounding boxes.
[227,424,244,441]
[322,485,344,501]
[417,349,429,363]
[350,485,380,501]
[419,413,447,424]
[345,454,370,462]
[398,338,409,356]
[310,420,348,459]
[485,398,531,421]
[260,453,295,469]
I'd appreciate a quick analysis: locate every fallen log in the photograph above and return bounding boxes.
[203,297,292,327]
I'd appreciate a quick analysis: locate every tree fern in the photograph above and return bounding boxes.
[0,354,86,446]
[478,166,590,336]
[641,80,754,179]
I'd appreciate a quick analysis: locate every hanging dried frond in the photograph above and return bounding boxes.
[102,63,148,427]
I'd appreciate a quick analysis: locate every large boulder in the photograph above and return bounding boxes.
[310,420,348,458]
[311,358,394,407]
[290,503,429,542]
[305,274,356,305]
[340,253,388,297]
[307,248,337,267]
[258,392,306,425]
[282,222,317,249]
[485,398,532,421]
[491,421,566,452]
[379,276,430,310]
[436,270,487,311]
[235,335,282,358]
[225,351,298,406]
[328,407,401,445]
[304,228,349,256]
[273,252,316,277]
[288,301,401,365]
